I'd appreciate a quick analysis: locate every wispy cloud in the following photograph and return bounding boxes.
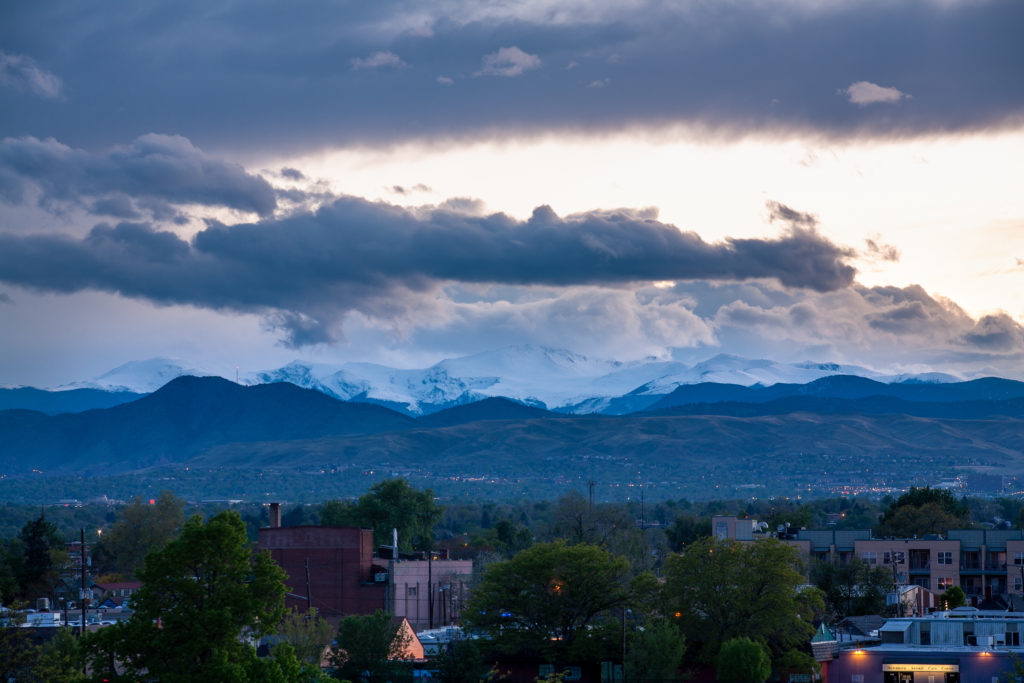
[477,47,541,77]
[842,81,910,106]
[351,51,407,70]
[0,50,63,100]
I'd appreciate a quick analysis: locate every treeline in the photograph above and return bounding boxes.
[0,481,1016,681]
[1,483,1011,605]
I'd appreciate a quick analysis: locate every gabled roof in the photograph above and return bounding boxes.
[812,623,835,643]
[840,614,887,636]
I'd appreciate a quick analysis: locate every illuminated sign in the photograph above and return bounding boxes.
[882,664,959,673]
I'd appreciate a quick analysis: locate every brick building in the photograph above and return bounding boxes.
[257,524,386,621]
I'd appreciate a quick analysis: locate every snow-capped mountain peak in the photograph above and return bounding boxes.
[59,358,213,393]
[50,345,965,415]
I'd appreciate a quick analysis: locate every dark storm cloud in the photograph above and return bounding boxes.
[90,195,141,219]
[0,134,277,216]
[0,197,854,345]
[961,314,1024,351]
[0,1,1020,153]
[280,167,306,181]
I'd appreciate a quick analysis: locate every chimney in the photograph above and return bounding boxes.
[269,502,282,528]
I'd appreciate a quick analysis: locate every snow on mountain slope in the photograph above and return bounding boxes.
[60,358,214,393]
[53,346,962,415]
[245,347,928,414]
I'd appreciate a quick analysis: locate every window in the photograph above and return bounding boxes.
[715,522,728,540]
[406,586,417,597]
[938,577,953,591]
[861,551,877,566]
[913,577,931,590]
[1016,576,1023,592]
[1015,551,1024,565]
[937,551,953,565]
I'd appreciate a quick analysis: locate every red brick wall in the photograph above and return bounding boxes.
[258,526,386,619]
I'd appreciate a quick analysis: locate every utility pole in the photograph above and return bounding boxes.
[305,558,312,614]
[80,528,86,638]
[428,550,434,629]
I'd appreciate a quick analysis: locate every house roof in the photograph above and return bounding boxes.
[840,615,887,636]
[94,582,142,591]
[812,623,835,643]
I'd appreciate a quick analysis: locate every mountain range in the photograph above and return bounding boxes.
[10,345,965,416]
[4,346,1023,498]
[2,371,1024,483]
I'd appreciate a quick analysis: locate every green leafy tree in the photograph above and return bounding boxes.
[940,585,967,610]
[877,487,970,537]
[94,491,185,578]
[320,479,443,550]
[428,635,490,683]
[332,610,412,683]
[811,558,893,620]
[80,510,290,683]
[715,637,770,683]
[665,514,710,553]
[464,540,631,661]
[543,492,635,549]
[0,607,41,681]
[275,608,335,669]
[0,539,22,604]
[663,538,824,670]
[999,653,1024,682]
[486,519,534,557]
[542,493,661,574]
[34,627,86,682]
[626,616,685,682]
[877,503,965,538]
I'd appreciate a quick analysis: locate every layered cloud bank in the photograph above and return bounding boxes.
[1,1,1022,152]
[0,194,854,346]
[0,132,1021,377]
[0,0,1022,385]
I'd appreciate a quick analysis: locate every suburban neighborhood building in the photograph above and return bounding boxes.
[713,516,1024,608]
[825,608,1024,683]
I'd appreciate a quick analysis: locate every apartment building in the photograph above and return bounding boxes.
[712,517,1024,606]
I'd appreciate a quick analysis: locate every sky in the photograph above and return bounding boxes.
[1,0,1023,387]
